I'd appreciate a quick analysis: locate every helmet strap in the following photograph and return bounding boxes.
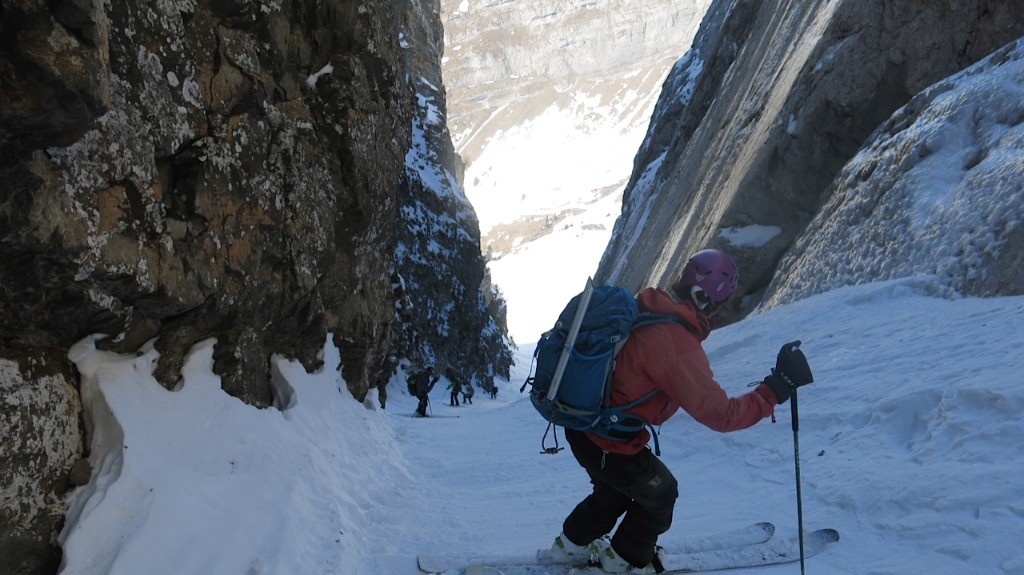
[690,286,712,310]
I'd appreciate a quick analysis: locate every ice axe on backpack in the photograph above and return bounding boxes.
[537,278,596,454]
[547,278,595,402]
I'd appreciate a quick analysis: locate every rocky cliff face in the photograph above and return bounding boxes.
[441,0,711,163]
[395,0,514,389]
[0,0,507,572]
[762,39,1024,309]
[440,0,711,249]
[598,0,1024,318]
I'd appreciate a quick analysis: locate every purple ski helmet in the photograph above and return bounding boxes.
[677,249,739,302]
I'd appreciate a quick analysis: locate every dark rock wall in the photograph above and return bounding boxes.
[2,0,411,399]
[393,0,513,393]
[0,0,508,571]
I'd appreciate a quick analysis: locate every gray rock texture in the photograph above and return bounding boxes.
[762,39,1024,309]
[597,0,1024,321]
[0,359,80,575]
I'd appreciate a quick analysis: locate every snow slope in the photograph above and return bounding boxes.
[59,273,1024,574]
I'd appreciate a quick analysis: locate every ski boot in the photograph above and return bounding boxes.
[597,543,661,573]
[545,532,597,565]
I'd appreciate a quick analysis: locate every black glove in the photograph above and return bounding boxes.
[762,340,813,404]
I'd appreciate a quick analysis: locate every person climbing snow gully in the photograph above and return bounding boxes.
[447,378,463,406]
[411,366,440,417]
[546,249,814,573]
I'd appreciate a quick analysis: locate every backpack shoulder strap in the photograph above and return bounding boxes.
[632,311,696,336]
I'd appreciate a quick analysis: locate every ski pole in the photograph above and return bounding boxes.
[791,387,805,574]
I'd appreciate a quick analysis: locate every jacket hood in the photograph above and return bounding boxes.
[635,287,711,341]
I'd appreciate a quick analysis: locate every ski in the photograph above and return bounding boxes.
[656,528,838,573]
[448,529,838,574]
[418,522,775,574]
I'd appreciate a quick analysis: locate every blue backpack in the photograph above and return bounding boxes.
[521,279,681,454]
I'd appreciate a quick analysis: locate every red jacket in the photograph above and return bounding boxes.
[587,288,779,454]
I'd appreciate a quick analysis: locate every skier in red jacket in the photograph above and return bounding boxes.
[546,249,814,573]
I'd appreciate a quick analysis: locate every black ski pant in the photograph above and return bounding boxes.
[562,429,678,569]
[416,395,429,416]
